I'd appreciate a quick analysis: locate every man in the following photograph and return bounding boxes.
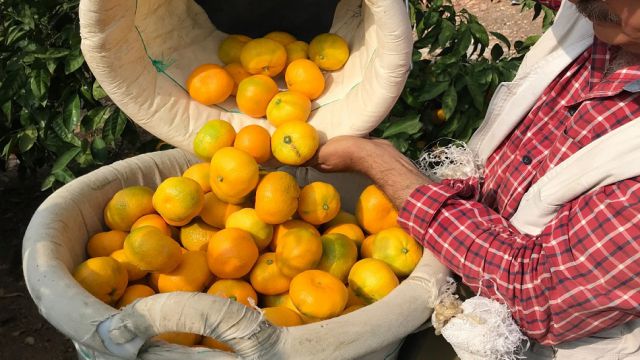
[315,0,640,358]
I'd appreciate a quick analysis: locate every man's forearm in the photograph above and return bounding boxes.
[352,140,433,208]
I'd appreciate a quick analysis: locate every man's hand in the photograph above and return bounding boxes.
[314,136,433,208]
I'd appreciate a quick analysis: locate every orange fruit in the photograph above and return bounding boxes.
[131,214,172,237]
[341,304,365,315]
[207,228,259,279]
[186,64,234,105]
[207,279,258,307]
[298,182,341,225]
[225,208,273,250]
[271,121,319,165]
[324,223,366,248]
[285,59,325,100]
[201,337,234,352]
[255,171,300,225]
[224,63,251,96]
[271,219,319,251]
[199,192,243,228]
[250,252,291,295]
[318,234,358,283]
[289,270,348,320]
[233,125,271,163]
[124,226,182,273]
[286,41,309,66]
[348,258,399,304]
[210,147,259,204]
[116,284,155,308]
[218,34,252,65]
[73,257,128,305]
[155,333,202,347]
[111,249,148,281]
[236,75,279,118]
[266,91,312,127]
[263,307,303,327]
[240,38,287,77]
[183,163,212,193]
[193,120,237,161]
[104,186,155,231]
[324,211,358,230]
[360,234,375,258]
[87,230,127,258]
[356,185,398,234]
[264,31,297,46]
[153,177,205,227]
[180,218,219,252]
[308,33,350,71]
[275,228,322,278]
[155,250,213,293]
[369,227,422,277]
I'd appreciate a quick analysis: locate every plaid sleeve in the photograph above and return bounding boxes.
[398,177,640,345]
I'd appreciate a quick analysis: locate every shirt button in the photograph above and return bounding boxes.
[522,155,532,165]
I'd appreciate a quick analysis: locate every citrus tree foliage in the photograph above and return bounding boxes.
[0,0,158,190]
[375,0,554,159]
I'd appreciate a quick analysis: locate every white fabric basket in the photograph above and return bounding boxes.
[23,149,450,359]
[79,0,413,150]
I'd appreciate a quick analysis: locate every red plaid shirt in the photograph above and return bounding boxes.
[398,24,640,346]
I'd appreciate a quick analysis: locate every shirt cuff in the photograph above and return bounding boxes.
[398,181,467,243]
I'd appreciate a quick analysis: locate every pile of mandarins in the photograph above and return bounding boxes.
[72,31,423,351]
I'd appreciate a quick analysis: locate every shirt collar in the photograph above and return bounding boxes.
[587,38,640,97]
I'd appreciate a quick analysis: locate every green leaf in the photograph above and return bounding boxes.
[30,68,50,102]
[442,85,458,120]
[465,76,485,111]
[418,81,450,102]
[491,44,504,62]
[92,80,108,100]
[1,101,11,128]
[64,51,85,74]
[51,147,81,173]
[53,167,75,184]
[52,115,81,146]
[1,137,16,160]
[6,26,28,45]
[63,94,81,131]
[388,137,409,154]
[18,125,38,152]
[437,21,456,48]
[452,28,473,58]
[0,70,27,100]
[469,22,489,48]
[490,31,511,50]
[381,113,422,138]
[41,175,56,191]
[103,110,128,146]
[83,106,113,132]
[33,48,70,59]
[46,60,58,74]
[91,137,108,164]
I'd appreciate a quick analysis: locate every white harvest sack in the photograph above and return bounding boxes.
[78,0,413,151]
[23,149,450,359]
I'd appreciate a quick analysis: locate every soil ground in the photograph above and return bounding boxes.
[0,1,542,359]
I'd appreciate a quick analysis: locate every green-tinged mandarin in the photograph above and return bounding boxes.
[318,233,358,283]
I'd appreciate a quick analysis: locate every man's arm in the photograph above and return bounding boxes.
[315,136,640,345]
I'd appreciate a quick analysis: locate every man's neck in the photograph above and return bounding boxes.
[606,49,640,76]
